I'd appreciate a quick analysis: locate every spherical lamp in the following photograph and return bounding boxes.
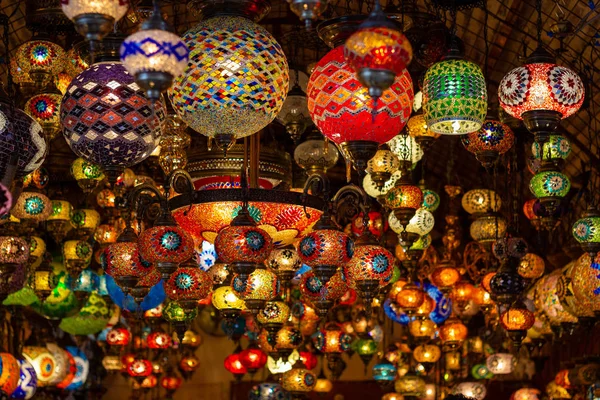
[169,16,289,151]
[299,270,348,317]
[486,353,515,375]
[164,266,212,312]
[452,381,487,400]
[138,223,194,280]
[518,253,545,279]
[500,302,535,347]
[265,248,302,282]
[281,364,316,394]
[16,39,66,87]
[12,358,37,399]
[24,93,63,140]
[212,285,245,319]
[439,317,468,349]
[22,347,56,388]
[0,353,20,396]
[461,119,515,167]
[60,0,128,41]
[232,268,279,314]
[294,130,340,174]
[394,374,426,397]
[462,189,502,215]
[12,192,52,222]
[70,158,105,193]
[572,207,600,256]
[387,134,424,165]
[61,62,166,181]
[366,149,400,189]
[307,45,413,172]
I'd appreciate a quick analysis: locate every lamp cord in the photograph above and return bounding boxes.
[536,0,543,46]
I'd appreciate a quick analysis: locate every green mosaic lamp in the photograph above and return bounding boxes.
[422,44,487,135]
[529,164,570,215]
[164,300,198,340]
[59,291,110,335]
[572,206,600,256]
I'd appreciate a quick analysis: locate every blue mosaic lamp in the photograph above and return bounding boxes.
[120,1,189,100]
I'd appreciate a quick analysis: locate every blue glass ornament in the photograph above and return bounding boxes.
[105,275,165,312]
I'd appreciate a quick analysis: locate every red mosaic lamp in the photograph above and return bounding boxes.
[127,356,153,384]
[344,0,412,105]
[239,344,268,374]
[106,325,131,350]
[146,329,173,351]
[160,371,183,399]
[164,260,212,312]
[461,117,515,168]
[299,269,348,318]
[224,345,247,381]
[104,225,151,293]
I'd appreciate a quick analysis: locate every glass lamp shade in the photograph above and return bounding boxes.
[146,331,172,350]
[470,214,508,244]
[138,225,194,265]
[0,236,29,266]
[46,344,72,386]
[94,224,118,245]
[179,354,200,373]
[387,134,424,163]
[486,353,515,375]
[344,244,395,288]
[181,329,202,348]
[12,192,51,222]
[266,248,302,276]
[120,29,189,78]
[314,377,333,393]
[294,135,340,173]
[373,362,397,382]
[451,281,475,304]
[492,237,529,260]
[212,285,245,312]
[413,344,441,363]
[297,229,354,268]
[363,170,402,199]
[276,325,303,351]
[22,347,56,388]
[461,119,515,164]
[0,103,46,179]
[344,26,413,75]
[103,241,149,281]
[232,269,279,301]
[281,366,316,393]
[70,208,100,233]
[423,59,487,135]
[307,45,413,144]
[530,170,571,199]
[215,225,273,265]
[248,382,287,400]
[356,337,378,357]
[224,352,247,376]
[518,253,545,279]
[96,189,116,208]
[422,189,440,212]
[498,62,584,119]
[536,272,578,325]
[106,327,131,347]
[164,267,212,303]
[62,240,93,272]
[16,40,65,80]
[275,86,311,140]
[430,262,461,289]
[160,375,182,392]
[439,317,468,347]
[22,168,49,190]
[395,283,425,312]
[239,347,267,372]
[299,270,348,301]
[298,351,317,371]
[366,149,400,175]
[48,200,73,223]
[27,236,45,268]
[169,16,288,148]
[471,364,493,380]
[462,189,502,214]
[24,93,63,140]
[312,329,352,354]
[0,353,20,396]
[66,48,88,78]
[406,113,440,140]
[573,213,600,245]
[60,0,128,25]
[55,72,73,95]
[394,375,426,397]
[513,388,541,400]
[12,358,38,399]
[453,382,487,400]
[388,208,434,235]
[127,358,153,379]
[500,306,535,331]
[385,184,423,211]
[163,300,198,322]
[61,62,165,170]
[472,286,494,309]
[257,301,290,325]
[532,134,571,161]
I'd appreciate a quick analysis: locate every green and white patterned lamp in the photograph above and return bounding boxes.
[529,164,570,214]
[572,206,600,257]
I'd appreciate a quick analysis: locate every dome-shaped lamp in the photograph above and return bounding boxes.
[232,267,279,315]
[366,149,400,190]
[61,0,128,42]
[461,118,515,168]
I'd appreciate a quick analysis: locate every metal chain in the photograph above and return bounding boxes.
[536,0,543,45]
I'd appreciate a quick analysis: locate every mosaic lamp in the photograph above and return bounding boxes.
[169,15,289,151]
[373,361,397,388]
[299,270,348,317]
[413,344,441,371]
[12,192,52,223]
[232,267,279,314]
[0,353,20,396]
[452,381,487,400]
[248,382,288,400]
[531,134,571,169]
[529,164,570,214]
[239,344,268,375]
[498,46,584,141]
[62,240,93,278]
[422,45,487,135]
[70,158,105,193]
[462,189,502,215]
[385,182,423,231]
[12,358,38,399]
[61,62,166,183]
[24,92,63,141]
[406,111,440,149]
[307,45,413,172]
[366,149,400,189]
[439,316,468,349]
[265,248,302,283]
[127,356,153,384]
[104,226,150,292]
[572,206,600,256]
[275,80,311,143]
[500,301,535,348]
[0,89,46,181]
[312,324,352,368]
[46,200,73,242]
[256,300,291,342]
[281,362,317,394]
[211,285,245,320]
[387,134,424,166]
[164,263,212,312]
[224,346,248,380]
[120,1,189,100]
[293,129,340,175]
[60,0,129,42]
[486,353,515,375]
[0,236,29,287]
[22,346,56,388]
[470,213,508,246]
[394,374,426,398]
[461,118,515,168]
[512,388,541,400]
[344,0,412,103]
[16,39,66,87]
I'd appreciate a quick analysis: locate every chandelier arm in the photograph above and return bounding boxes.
[332,184,369,227]
[302,172,331,219]
[165,169,195,214]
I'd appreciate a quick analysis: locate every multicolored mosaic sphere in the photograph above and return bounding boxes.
[138,225,194,264]
[307,45,413,144]
[16,40,66,76]
[312,329,352,353]
[215,225,273,264]
[532,134,571,161]
[572,214,600,244]
[385,184,423,210]
[388,208,434,236]
[11,358,37,399]
[423,59,487,135]
[248,382,288,400]
[344,245,395,288]
[169,16,289,144]
[461,119,514,157]
[299,270,348,302]
[281,367,316,393]
[499,62,584,119]
[297,229,354,268]
[21,347,55,388]
[345,27,413,74]
[103,242,150,279]
[232,268,280,301]
[61,62,166,168]
[529,170,571,198]
[24,93,63,140]
[421,189,440,212]
[164,267,211,301]
[0,104,46,179]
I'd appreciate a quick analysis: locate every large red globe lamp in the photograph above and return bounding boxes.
[224,347,247,380]
[239,345,268,374]
[307,45,413,172]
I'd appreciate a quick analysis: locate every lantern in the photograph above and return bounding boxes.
[532,134,571,164]
[120,5,189,100]
[307,45,413,171]
[164,266,212,311]
[224,348,247,379]
[62,240,93,277]
[388,208,435,238]
[385,183,423,229]
[470,213,508,245]
[265,248,302,282]
[513,388,541,400]
[104,230,150,291]
[406,113,440,148]
[413,344,441,365]
[439,317,468,349]
[0,353,20,396]
[453,381,487,400]
[24,93,63,140]
[12,358,37,399]
[232,268,279,314]
[395,283,425,315]
[169,16,288,150]
[248,383,288,400]
[394,375,426,397]
[281,364,316,394]
[294,130,340,174]
[106,326,131,347]
[299,270,348,317]
[500,302,535,347]
[138,224,194,280]
[387,134,424,164]
[313,371,333,393]
[22,347,56,388]
[60,0,128,41]
[212,285,245,319]
[312,326,352,359]
[70,208,100,238]
[61,62,166,180]
[363,170,402,199]
[70,158,105,193]
[276,81,311,142]
[421,188,441,212]
[16,40,66,87]
[486,353,515,375]
[423,57,487,135]
[239,345,268,374]
[344,240,395,291]
[12,192,52,222]
[127,357,153,383]
[366,149,400,189]
[430,260,461,290]
[572,207,600,256]
[529,168,570,210]
[519,253,545,279]
[462,189,502,215]
[461,119,515,167]
[257,301,291,340]
[0,237,29,285]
